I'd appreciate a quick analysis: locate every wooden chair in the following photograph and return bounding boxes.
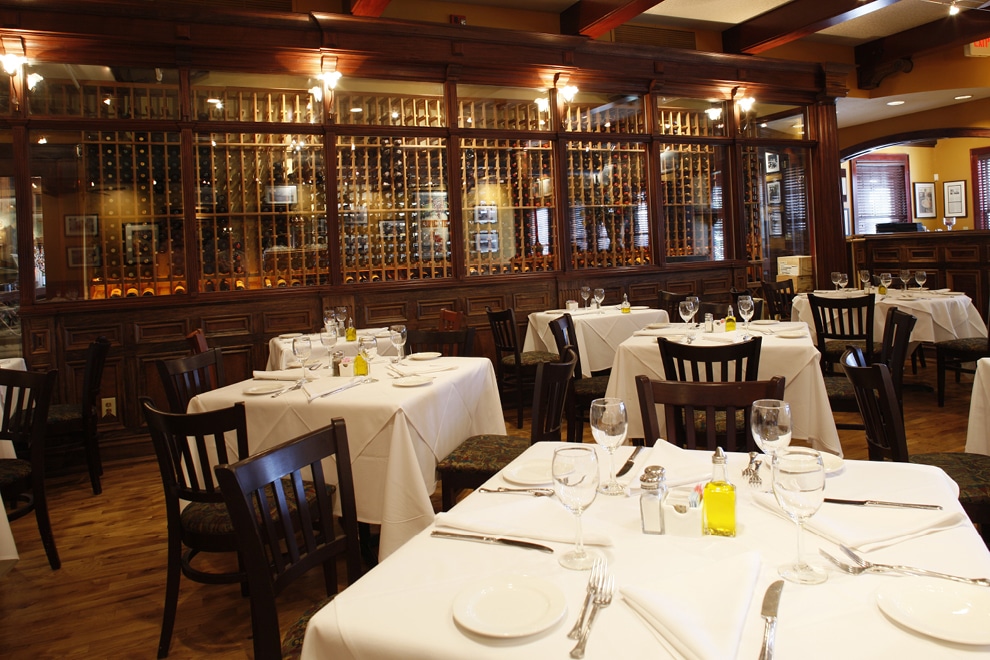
[657,290,689,319]
[437,308,466,331]
[807,293,880,373]
[437,347,576,511]
[698,300,731,320]
[140,397,250,658]
[186,328,209,354]
[730,288,764,321]
[214,419,364,660]
[763,278,796,321]
[0,369,59,570]
[547,313,609,443]
[406,327,475,357]
[635,375,786,451]
[658,335,762,382]
[46,336,111,494]
[841,352,990,543]
[156,348,226,413]
[936,301,990,407]
[485,306,559,428]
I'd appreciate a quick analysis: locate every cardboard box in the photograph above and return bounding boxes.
[778,274,813,292]
[778,255,813,276]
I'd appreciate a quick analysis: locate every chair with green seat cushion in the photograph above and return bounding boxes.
[215,418,364,660]
[547,313,609,443]
[437,347,577,511]
[807,293,880,373]
[486,306,559,428]
[935,301,989,406]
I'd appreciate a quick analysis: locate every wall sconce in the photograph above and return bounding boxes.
[705,105,722,121]
[319,55,342,117]
[0,54,24,75]
[560,85,579,102]
[738,96,756,113]
[1,36,26,110]
[535,96,549,112]
[26,72,43,90]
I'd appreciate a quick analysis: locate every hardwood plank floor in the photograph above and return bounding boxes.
[0,360,977,658]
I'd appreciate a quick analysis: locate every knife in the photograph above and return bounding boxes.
[616,446,644,477]
[308,377,367,402]
[430,530,554,553]
[758,580,784,660]
[824,498,942,510]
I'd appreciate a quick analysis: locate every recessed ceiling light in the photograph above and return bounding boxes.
[886,100,905,106]
[955,95,973,100]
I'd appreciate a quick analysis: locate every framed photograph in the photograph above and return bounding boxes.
[767,180,782,204]
[943,180,967,217]
[125,223,155,265]
[769,210,782,237]
[475,230,499,253]
[66,245,101,268]
[765,152,780,174]
[65,214,99,237]
[474,203,497,224]
[913,182,936,218]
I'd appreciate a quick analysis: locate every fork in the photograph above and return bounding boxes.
[567,557,607,639]
[570,573,614,658]
[742,452,759,478]
[748,459,763,487]
[271,381,303,398]
[839,545,990,587]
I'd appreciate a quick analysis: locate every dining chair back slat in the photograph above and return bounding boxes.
[406,327,475,357]
[762,278,796,321]
[437,308,466,331]
[807,293,877,370]
[156,348,226,413]
[658,335,762,383]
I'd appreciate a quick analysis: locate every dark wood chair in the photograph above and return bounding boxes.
[437,347,576,511]
[140,397,250,658]
[635,375,786,451]
[698,300,731,320]
[46,336,111,494]
[406,327,475,357]
[658,335,762,382]
[841,352,990,543]
[186,328,209,354]
[547,313,609,443]
[807,293,880,373]
[730,288,764,321]
[762,279,796,321]
[936,301,990,407]
[437,308,466,331]
[0,368,59,570]
[485,306,559,428]
[657,290,689,319]
[214,419,364,660]
[156,348,226,413]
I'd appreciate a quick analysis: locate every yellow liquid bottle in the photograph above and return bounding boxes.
[703,447,736,537]
[346,317,357,342]
[621,293,631,314]
[724,305,737,332]
[353,352,368,376]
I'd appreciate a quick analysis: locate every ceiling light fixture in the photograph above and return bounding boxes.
[955,94,973,100]
[886,100,905,106]
[738,96,756,113]
[949,2,960,15]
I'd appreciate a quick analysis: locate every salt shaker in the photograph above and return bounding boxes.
[639,465,667,535]
[331,350,344,377]
[704,312,714,332]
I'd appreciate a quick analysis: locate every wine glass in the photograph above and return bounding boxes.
[593,288,605,314]
[737,295,755,330]
[943,216,956,231]
[292,336,312,383]
[320,325,337,367]
[751,398,792,488]
[899,269,911,290]
[880,272,892,292]
[858,269,871,292]
[359,335,378,379]
[335,306,348,332]
[678,300,694,325]
[830,272,841,290]
[552,446,600,570]
[323,308,335,331]
[580,286,591,309]
[837,273,848,290]
[686,295,700,324]
[590,398,627,496]
[915,270,927,289]
[772,447,827,584]
[389,324,407,362]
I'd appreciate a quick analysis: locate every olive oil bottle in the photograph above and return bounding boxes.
[703,447,736,537]
[724,305,737,332]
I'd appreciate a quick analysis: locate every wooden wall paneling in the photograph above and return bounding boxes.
[62,325,120,351]
[217,344,256,384]
[628,281,659,305]
[201,314,253,337]
[132,319,188,345]
[261,307,319,335]
[416,299,459,327]
[872,246,901,266]
[946,270,983,309]
[363,300,408,328]
[513,287,556,312]
[941,244,980,263]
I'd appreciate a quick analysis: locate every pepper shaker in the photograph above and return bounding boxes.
[331,350,344,377]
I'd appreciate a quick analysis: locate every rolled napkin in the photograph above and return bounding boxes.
[434,495,612,546]
[640,441,712,487]
[622,552,761,660]
[302,376,365,402]
[253,369,307,381]
[699,334,738,344]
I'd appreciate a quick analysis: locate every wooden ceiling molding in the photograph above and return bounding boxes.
[347,0,391,18]
[560,0,664,39]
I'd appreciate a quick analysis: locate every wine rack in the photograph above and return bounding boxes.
[28,74,179,120]
[741,146,766,286]
[565,141,650,269]
[192,87,321,124]
[562,98,645,133]
[656,104,724,137]
[336,135,451,283]
[458,97,548,131]
[461,138,556,275]
[659,142,726,261]
[334,93,445,128]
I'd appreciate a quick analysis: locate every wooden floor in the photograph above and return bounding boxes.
[0,360,977,659]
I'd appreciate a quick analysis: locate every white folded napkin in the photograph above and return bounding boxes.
[302,376,365,402]
[699,334,738,344]
[641,441,712,487]
[622,552,761,660]
[752,492,966,552]
[391,363,458,376]
[434,496,612,546]
[253,369,306,381]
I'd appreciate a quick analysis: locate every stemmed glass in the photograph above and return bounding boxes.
[830,272,841,290]
[858,269,871,292]
[751,398,792,487]
[737,295,755,330]
[389,324,407,362]
[320,325,337,367]
[837,273,848,290]
[880,272,892,292]
[335,306,348,332]
[593,288,605,314]
[323,308,335,331]
[589,398,627,496]
[552,446,600,570]
[915,270,927,289]
[358,336,378,380]
[580,286,592,309]
[678,300,694,325]
[943,216,956,231]
[687,295,700,325]
[772,447,827,584]
[899,269,911,290]
[291,336,311,383]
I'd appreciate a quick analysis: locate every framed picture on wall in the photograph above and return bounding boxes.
[765,152,780,173]
[66,245,101,268]
[767,180,781,204]
[913,182,936,218]
[943,180,967,217]
[65,214,99,237]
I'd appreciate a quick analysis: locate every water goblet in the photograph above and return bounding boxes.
[899,269,911,290]
[915,270,927,289]
[772,447,827,584]
[580,286,591,309]
[358,335,378,379]
[737,295,755,329]
[686,295,700,324]
[837,273,848,290]
[751,398,792,487]
[320,325,338,367]
[323,308,335,331]
[292,336,312,383]
[335,306,348,332]
[858,269,871,291]
[593,288,605,314]
[880,272,892,292]
[678,300,694,325]
[943,216,956,231]
[389,324,407,362]
[590,398,627,496]
[830,272,841,290]
[552,446,600,570]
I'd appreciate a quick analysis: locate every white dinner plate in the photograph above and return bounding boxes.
[820,451,844,475]
[876,578,990,645]
[392,375,432,387]
[243,384,285,396]
[278,332,303,339]
[453,576,566,638]
[777,331,808,339]
[753,319,779,326]
[631,305,650,310]
[409,351,443,361]
[504,461,553,486]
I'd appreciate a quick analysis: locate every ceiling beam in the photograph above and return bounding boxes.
[856,9,990,73]
[347,0,391,18]
[723,0,903,55]
[561,0,665,39]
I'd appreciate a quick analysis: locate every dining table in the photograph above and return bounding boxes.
[605,322,842,456]
[300,440,990,659]
[187,355,505,558]
[523,306,670,377]
[965,357,990,455]
[266,328,398,370]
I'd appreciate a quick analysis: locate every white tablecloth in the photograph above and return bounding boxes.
[966,357,990,455]
[0,357,27,459]
[792,290,987,345]
[267,329,397,370]
[524,307,669,377]
[188,356,505,558]
[606,323,841,455]
[301,442,987,660]
[0,358,25,576]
